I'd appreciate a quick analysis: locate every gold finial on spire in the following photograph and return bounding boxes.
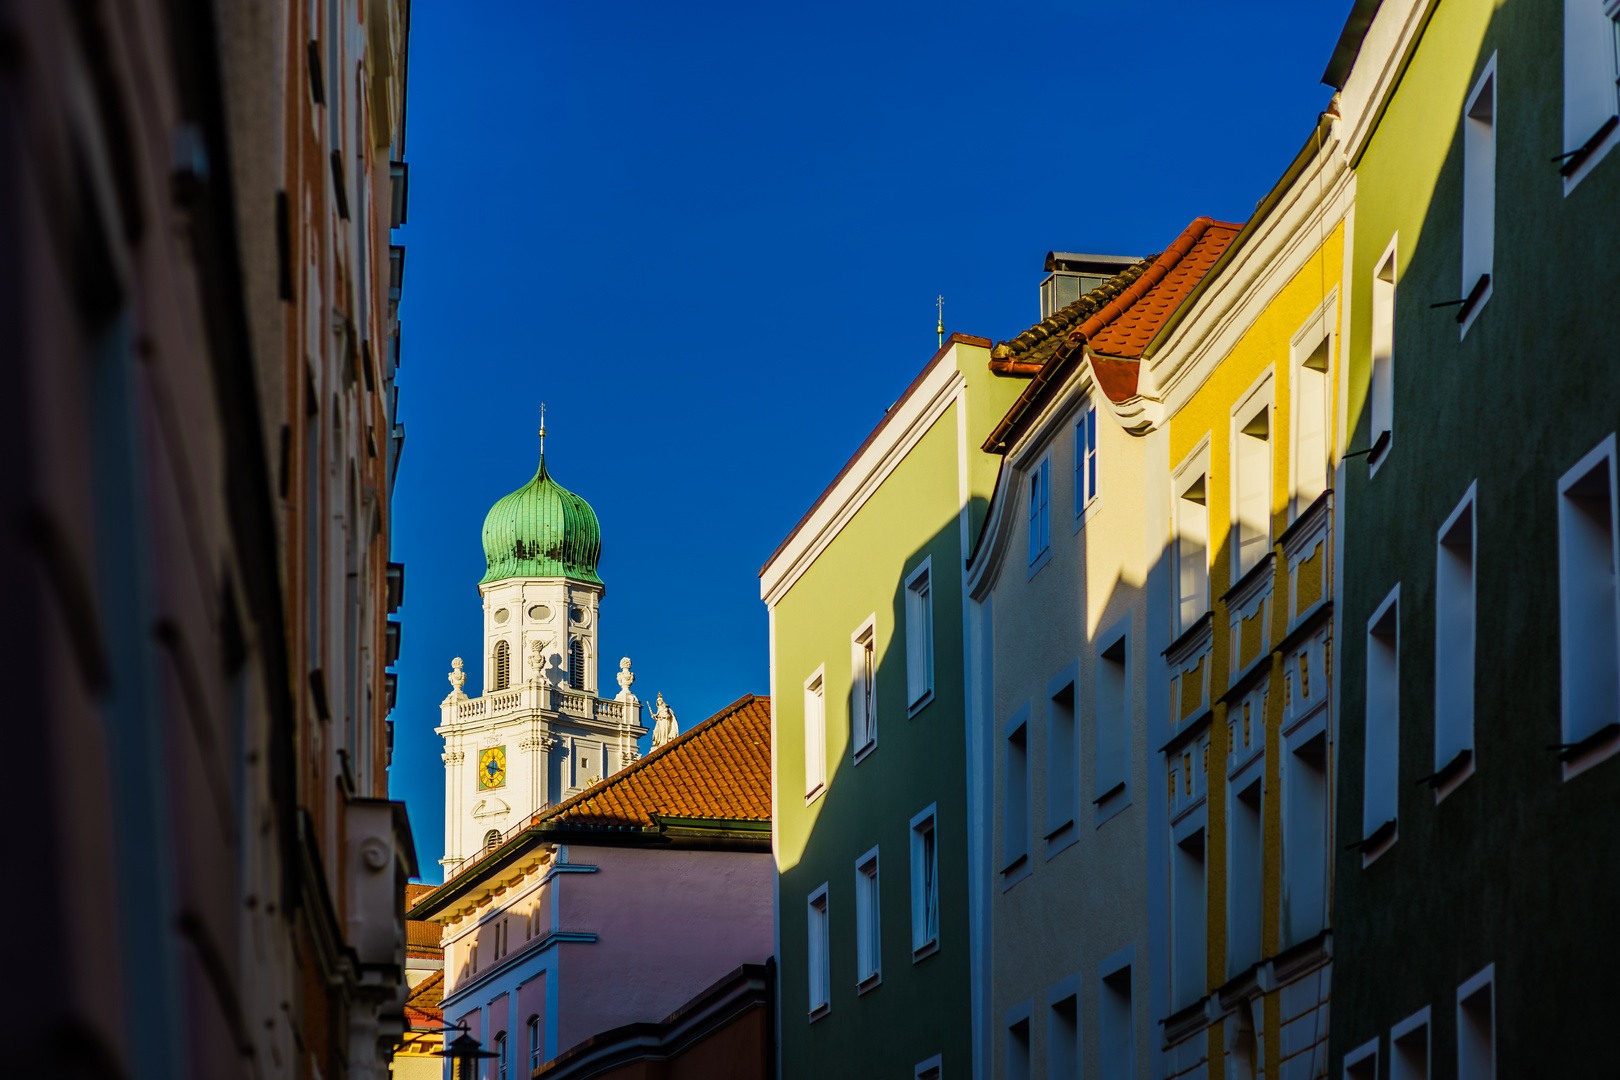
[936,295,944,348]
[539,402,547,455]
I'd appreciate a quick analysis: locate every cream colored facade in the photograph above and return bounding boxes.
[966,360,1152,1078]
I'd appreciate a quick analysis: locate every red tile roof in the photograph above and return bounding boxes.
[1085,218,1241,361]
[981,217,1241,452]
[536,695,771,829]
[405,970,445,1027]
[405,883,444,953]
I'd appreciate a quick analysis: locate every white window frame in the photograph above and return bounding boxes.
[914,1055,943,1080]
[851,616,878,764]
[1557,433,1620,777]
[1226,770,1264,976]
[807,884,831,1018]
[1390,1005,1432,1080]
[1562,0,1620,193]
[1046,975,1082,1080]
[1433,484,1478,800]
[1289,294,1336,521]
[905,559,936,714]
[1170,818,1207,1010]
[1003,706,1031,878]
[1094,616,1132,823]
[1029,452,1053,574]
[1362,585,1401,864]
[1097,948,1135,1080]
[854,846,882,990]
[1369,235,1398,474]
[1281,716,1329,949]
[1344,1037,1380,1080]
[1006,1001,1033,1080]
[910,804,939,959]
[1044,665,1080,850]
[1456,964,1496,1080]
[1075,401,1100,526]
[1172,442,1212,636]
[804,666,827,802]
[1459,56,1496,339]
[1230,371,1275,585]
[528,1016,541,1071]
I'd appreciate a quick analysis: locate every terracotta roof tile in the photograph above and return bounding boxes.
[405,970,445,1026]
[536,695,771,828]
[405,883,443,952]
[989,260,1155,372]
[1085,219,1241,360]
[981,217,1242,451]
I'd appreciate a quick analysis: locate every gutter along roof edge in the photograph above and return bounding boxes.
[759,333,991,582]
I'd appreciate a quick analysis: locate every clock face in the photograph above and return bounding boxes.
[478,746,507,790]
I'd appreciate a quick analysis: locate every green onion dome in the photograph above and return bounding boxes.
[480,454,603,586]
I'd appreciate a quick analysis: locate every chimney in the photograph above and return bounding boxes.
[1040,253,1140,320]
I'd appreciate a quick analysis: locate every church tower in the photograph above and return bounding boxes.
[436,440,647,876]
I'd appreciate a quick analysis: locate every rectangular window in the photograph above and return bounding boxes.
[1098,960,1134,1080]
[1047,990,1079,1080]
[1282,729,1328,946]
[852,619,877,760]
[1293,335,1331,518]
[1045,680,1077,837]
[1563,0,1620,188]
[804,669,826,800]
[1171,826,1207,1008]
[906,561,935,710]
[1233,393,1272,581]
[1457,965,1495,1080]
[1558,436,1620,770]
[910,805,939,956]
[1004,715,1030,871]
[1227,775,1263,975]
[1363,588,1401,854]
[1176,471,1210,632]
[1434,487,1477,794]
[1391,1007,1431,1080]
[1075,405,1098,516]
[1094,628,1130,813]
[528,1017,541,1070]
[1460,59,1496,334]
[807,885,830,1015]
[855,848,881,987]
[1345,1039,1379,1080]
[1007,1014,1032,1080]
[1029,456,1051,566]
[1370,241,1397,463]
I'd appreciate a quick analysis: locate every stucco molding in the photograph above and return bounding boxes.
[1141,141,1354,431]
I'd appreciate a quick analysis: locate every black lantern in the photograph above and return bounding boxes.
[435,1031,499,1080]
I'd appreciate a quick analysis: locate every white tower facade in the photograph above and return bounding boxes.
[435,449,646,874]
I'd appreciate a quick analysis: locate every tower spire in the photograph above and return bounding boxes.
[538,402,547,457]
[936,295,944,348]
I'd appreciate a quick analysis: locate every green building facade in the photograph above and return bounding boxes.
[1329,0,1620,1073]
[760,334,1020,1079]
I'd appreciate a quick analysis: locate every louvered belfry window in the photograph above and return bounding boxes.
[569,638,585,690]
[493,640,510,690]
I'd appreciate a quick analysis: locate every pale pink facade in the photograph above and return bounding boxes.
[428,840,773,1076]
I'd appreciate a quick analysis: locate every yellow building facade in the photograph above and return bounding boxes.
[1134,117,1353,1080]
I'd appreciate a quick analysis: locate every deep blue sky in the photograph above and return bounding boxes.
[389,0,1353,880]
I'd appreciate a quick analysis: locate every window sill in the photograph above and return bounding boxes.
[1557,721,1620,780]
[804,784,825,807]
[1028,544,1053,580]
[856,973,882,996]
[907,689,934,718]
[1366,429,1392,477]
[1349,817,1397,867]
[1417,747,1473,802]
[1561,114,1619,193]
[853,739,877,766]
[808,1003,830,1023]
[1074,495,1102,533]
[911,939,939,964]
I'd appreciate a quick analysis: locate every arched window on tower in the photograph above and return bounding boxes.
[493,640,510,691]
[484,829,502,854]
[569,637,585,691]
